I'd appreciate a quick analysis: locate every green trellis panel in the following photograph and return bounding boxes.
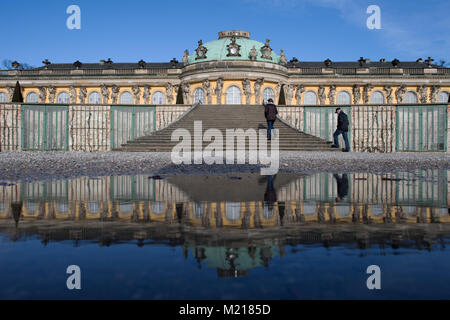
[303,106,351,145]
[110,106,156,149]
[396,105,447,152]
[109,175,156,201]
[395,170,447,207]
[21,105,69,151]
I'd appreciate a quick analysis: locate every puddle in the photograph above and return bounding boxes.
[0,170,449,299]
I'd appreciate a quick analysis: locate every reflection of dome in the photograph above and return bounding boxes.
[186,30,281,65]
[187,244,280,277]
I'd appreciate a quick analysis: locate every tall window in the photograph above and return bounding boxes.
[193,87,205,104]
[404,91,418,104]
[0,92,7,103]
[337,91,351,105]
[57,91,70,104]
[438,91,449,103]
[88,91,101,104]
[263,87,275,104]
[304,91,317,105]
[152,91,165,105]
[370,91,385,104]
[151,202,165,214]
[225,202,241,221]
[226,86,241,104]
[120,91,133,104]
[26,92,39,103]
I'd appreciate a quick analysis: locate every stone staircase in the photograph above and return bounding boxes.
[114,104,336,152]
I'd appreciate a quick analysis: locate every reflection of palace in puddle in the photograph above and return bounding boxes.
[0,172,449,277]
[0,172,448,225]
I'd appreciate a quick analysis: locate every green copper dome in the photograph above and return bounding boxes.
[186,30,281,65]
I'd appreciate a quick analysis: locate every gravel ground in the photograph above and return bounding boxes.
[0,151,449,182]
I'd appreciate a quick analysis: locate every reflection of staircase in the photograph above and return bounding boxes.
[114,105,335,152]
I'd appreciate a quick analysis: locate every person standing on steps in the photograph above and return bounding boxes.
[331,107,350,152]
[263,98,278,140]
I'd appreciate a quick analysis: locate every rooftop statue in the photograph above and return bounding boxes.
[280,50,287,65]
[182,50,189,64]
[249,46,258,61]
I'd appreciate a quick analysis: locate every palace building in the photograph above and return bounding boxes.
[0,30,449,153]
[1,30,449,106]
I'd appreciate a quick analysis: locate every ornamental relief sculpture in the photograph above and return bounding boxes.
[143,85,151,104]
[395,85,407,103]
[48,86,56,103]
[275,82,281,104]
[328,85,336,105]
[214,78,224,104]
[295,85,305,105]
[318,86,326,105]
[417,85,428,103]
[352,85,361,104]
[111,85,120,104]
[101,84,110,104]
[429,85,440,103]
[254,78,264,105]
[132,85,141,104]
[363,84,374,104]
[242,78,252,104]
[38,87,47,103]
[6,86,14,102]
[284,84,295,105]
[202,79,212,104]
[165,83,173,104]
[383,86,393,104]
[78,86,87,104]
[69,86,77,104]
[182,82,191,104]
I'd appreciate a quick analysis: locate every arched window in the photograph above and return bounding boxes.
[193,87,205,104]
[337,91,351,105]
[88,91,101,104]
[304,91,317,105]
[438,91,449,103]
[26,92,39,103]
[193,202,204,219]
[0,92,8,103]
[57,91,70,104]
[151,201,165,214]
[225,202,241,221]
[225,85,241,104]
[56,201,69,214]
[263,87,275,104]
[120,91,133,104]
[151,91,165,105]
[87,201,100,213]
[404,91,418,104]
[262,204,274,219]
[370,91,385,104]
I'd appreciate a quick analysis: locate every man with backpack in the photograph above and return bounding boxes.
[331,107,350,152]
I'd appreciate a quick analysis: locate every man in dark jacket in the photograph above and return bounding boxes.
[264,98,278,140]
[331,108,350,152]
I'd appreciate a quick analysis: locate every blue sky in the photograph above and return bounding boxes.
[0,0,449,67]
